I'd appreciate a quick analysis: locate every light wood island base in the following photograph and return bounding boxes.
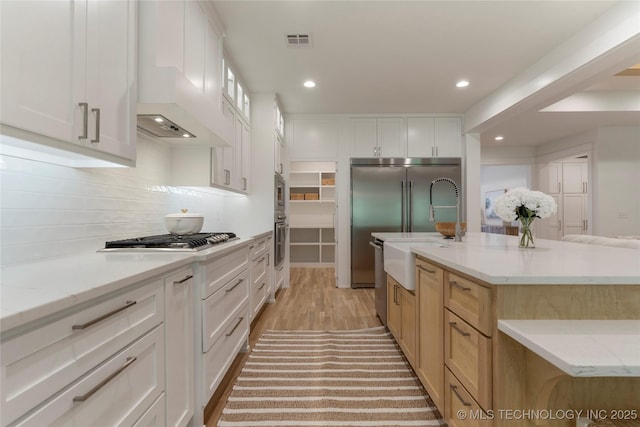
[405,256,640,427]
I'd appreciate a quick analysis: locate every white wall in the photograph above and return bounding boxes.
[593,126,640,237]
[0,134,229,266]
[479,164,532,224]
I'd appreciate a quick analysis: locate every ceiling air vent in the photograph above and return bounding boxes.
[286,33,312,48]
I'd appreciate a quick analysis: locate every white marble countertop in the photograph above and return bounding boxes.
[372,232,442,242]
[498,319,640,377]
[374,232,640,285]
[0,235,259,334]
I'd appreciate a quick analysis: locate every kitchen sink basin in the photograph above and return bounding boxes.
[383,240,446,290]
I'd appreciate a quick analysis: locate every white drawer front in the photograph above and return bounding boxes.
[201,269,249,352]
[251,279,268,319]
[14,326,165,427]
[250,253,267,288]
[249,237,268,260]
[1,280,164,426]
[203,302,249,401]
[202,247,249,299]
[133,393,165,427]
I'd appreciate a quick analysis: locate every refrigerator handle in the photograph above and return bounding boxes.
[408,180,414,232]
[401,180,406,232]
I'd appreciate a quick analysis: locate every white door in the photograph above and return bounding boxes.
[434,117,462,157]
[407,117,435,158]
[351,118,378,157]
[85,0,135,160]
[0,0,84,142]
[563,194,588,235]
[165,269,195,427]
[562,162,588,194]
[377,118,406,157]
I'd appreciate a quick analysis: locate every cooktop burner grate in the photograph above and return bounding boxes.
[103,232,237,251]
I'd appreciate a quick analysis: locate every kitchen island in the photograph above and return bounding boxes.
[375,232,640,427]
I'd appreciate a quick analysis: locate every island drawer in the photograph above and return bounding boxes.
[445,310,492,410]
[445,272,492,336]
[444,369,491,427]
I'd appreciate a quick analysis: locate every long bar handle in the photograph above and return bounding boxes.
[91,108,100,143]
[72,301,136,330]
[225,278,244,293]
[258,282,266,290]
[408,180,414,232]
[173,275,193,285]
[417,265,436,274]
[450,281,471,291]
[226,317,244,337]
[73,356,136,402]
[401,180,406,232]
[450,384,472,407]
[450,321,471,337]
[78,103,89,140]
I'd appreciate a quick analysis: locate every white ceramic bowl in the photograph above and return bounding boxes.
[165,213,204,235]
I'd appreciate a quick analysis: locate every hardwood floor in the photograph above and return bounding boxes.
[204,267,381,426]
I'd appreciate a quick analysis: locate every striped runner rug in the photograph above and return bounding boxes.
[217,326,444,427]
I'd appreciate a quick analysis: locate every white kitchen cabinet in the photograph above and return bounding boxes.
[164,268,194,427]
[562,161,588,194]
[275,132,285,174]
[407,117,462,158]
[133,394,165,427]
[563,193,589,235]
[537,158,589,240]
[14,327,165,427]
[351,117,407,157]
[193,243,250,427]
[289,118,339,160]
[207,99,250,193]
[0,0,136,166]
[1,279,165,427]
[249,234,273,320]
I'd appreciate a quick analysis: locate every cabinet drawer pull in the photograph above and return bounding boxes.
[418,265,436,274]
[450,384,472,407]
[72,301,136,330]
[449,321,471,337]
[173,274,193,285]
[258,282,266,290]
[73,356,136,402]
[91,108,100,143]
[450,281,471,291]
[224,169,231,185]
[225,278,244,293]
[226,317,244,337]
[258,256,266,263]
[78,102,88,140]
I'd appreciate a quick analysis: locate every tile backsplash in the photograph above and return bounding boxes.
[0,134,227,266]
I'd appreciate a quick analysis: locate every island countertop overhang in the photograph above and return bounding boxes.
[375,232,640,285]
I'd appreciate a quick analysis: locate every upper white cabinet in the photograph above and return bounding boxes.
[137,0,233,146]
[0,0,136,166]
[562,161,588,194]
[351,117,407,158]
[408,117,462,158]
[289,118,339,160]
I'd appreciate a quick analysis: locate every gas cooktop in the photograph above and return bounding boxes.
[100,232,238,252]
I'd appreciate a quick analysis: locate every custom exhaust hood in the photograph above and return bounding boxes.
[137,1,233,147]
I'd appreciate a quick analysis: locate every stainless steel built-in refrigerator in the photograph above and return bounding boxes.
[350,158,462,289]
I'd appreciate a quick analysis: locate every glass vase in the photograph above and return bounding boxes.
[519,217,535,248]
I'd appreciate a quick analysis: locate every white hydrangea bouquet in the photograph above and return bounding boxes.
[494,187,557,248]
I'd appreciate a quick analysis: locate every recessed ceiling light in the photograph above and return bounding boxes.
[182,134,191,138]
[456,80,469,88]
[303,80,316,88]
[494,136,504,141]
[154,117,164,123]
